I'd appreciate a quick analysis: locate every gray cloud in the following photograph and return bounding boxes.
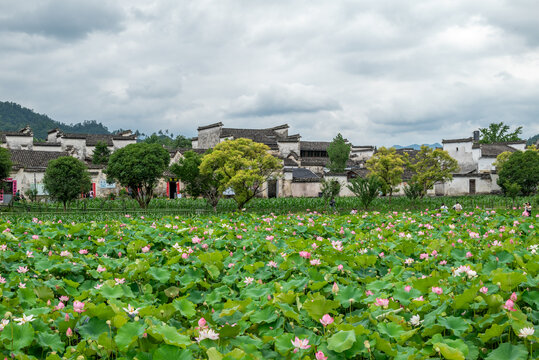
[0,0,538,147]
[0,1,124,41]
[228,84,342,117]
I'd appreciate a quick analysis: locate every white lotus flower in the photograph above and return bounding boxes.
[123,304,140,316]
[518,327,535,338]
[410,314,423,327]
[14,314,35,325]
[196,328,219,342]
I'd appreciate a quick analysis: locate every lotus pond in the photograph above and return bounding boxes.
[0,209,537,359]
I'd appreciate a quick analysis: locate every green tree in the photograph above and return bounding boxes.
[493,151,513,171]
[326,133,351,173]
[320,178,341,209]
[347,175,380,210]
[403,180,423,201]
[366,147,405,203]
[92,141,111,165]
[0,147,12,182]
[43,156,91,211]
[170,150,221,211]
[199,138,282,210]
[497,150,539,196]
[143,132,192,149]
[411,146,459,197]
[105,143,170,208]
[479,122,523,144]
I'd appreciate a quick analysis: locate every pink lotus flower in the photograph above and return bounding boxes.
[466,252,473,258]
[375,298,389,308]
[141,246,150,253]
[479,287,488,294]
[73,301,85,313]
[79,249,88,255]
[66,327,73,337]
[320,314,334,327]
[55,302,65,311]
[244,277,254,285]
[299,251,311,259]
[115,278,125,285]
[337,264,344,271]
[419,253,429,260]
[198,317,207,328]
[365,290,373,296]
[431,287,443,295]
[32,235,39,240]
[404,285,412,293]
[310,259,321,266]
[315,351,328,360]
[17,266,28,273]
[96,265,106,273]
[18,282,26,288]
[0,276,5,284]
[413,296,425,301]
[504,299,516,311]
[267,261,278,268]
[60,296,69,302]
[332,282,339,294]
[510,292,517,302]
[291,337,311,353]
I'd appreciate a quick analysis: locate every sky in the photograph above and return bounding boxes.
[1,0,538,146]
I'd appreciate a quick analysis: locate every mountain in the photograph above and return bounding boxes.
[0,101,110,139]
[527,134,539,146]
[392,143,442,150]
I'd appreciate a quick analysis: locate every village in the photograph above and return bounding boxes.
[0,122,532,203]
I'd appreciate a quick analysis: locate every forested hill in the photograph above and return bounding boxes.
[0,101,110,139]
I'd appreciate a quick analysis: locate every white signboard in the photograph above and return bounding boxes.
[99,180,116,189]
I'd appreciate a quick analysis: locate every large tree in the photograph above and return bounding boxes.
[170,150,221,211]
[411,146,458,197]
[105,143,170,208]
[0,148,12,181]
[199,138,282,210]
[366,147,405,202]
[498,149,539,196]
[479,122,523,144]
[43,156,91,211]
[326,133,351,173]
[92,141,111,165]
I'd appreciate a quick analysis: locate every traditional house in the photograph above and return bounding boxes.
[1,126,137,201]
[440,131,526,195]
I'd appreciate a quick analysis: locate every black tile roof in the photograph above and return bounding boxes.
[9,150,69,170]
[300,141,331,151]
[479,143,518,158]
[442,137,473,144]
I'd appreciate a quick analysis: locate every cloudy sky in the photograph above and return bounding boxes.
[1,0,538,146]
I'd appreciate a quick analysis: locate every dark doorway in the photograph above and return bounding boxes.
[168,181,177,199]
[268,180,277,198]
[469,179,476,194]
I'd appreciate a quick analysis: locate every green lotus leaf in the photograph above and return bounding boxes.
[485,343,528,360]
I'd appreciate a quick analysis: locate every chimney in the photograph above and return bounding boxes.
[473,130,480,142]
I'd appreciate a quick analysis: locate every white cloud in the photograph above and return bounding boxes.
[0,0,538,145]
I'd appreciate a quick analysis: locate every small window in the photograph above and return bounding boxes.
[456,147,458,151]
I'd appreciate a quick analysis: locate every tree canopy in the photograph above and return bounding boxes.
[142,132,192,149]
[92,141,111,165]
[366,147,405,201]
[199,138,282,210]
[43,156,91,210]
[479,122,523,144]
[105,143,170,208]
[0,148,12,181]
[170,150,221,211]
[326,133,351,173]
[497,149,539,196]
[411,146,459,197]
